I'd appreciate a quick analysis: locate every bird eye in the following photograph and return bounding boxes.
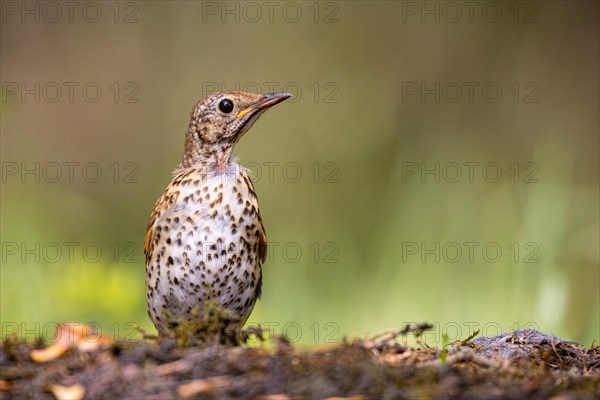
[218,99,234,114]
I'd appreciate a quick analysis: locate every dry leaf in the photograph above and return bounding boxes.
[155,359,191,376]
[378,351,414,364]
[49,383,85,400]
[325,397,366,400]
[31,344,69,363]
[31,322,113,362]
[76,334,113,352]
[53,323,88,346]
[177,376,231,398]
[177,379,214,397]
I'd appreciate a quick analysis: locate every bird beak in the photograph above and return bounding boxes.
[237,92,292,119]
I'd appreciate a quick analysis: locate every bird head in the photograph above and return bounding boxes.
[182,91,291,169]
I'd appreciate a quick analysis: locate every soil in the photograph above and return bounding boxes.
[1,326,598,399]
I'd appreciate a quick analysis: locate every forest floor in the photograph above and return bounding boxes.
[1,324,599,399]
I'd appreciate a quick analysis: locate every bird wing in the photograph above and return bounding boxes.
[242,170,267,264]
[258,217,267,264]
[144,170,191,264]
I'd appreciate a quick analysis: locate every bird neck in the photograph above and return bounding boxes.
[180,137,235,173]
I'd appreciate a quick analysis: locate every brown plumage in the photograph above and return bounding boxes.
[144,91,291,335]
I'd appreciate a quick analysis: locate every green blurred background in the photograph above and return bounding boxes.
[1,1,598,346]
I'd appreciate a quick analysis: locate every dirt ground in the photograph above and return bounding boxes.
[1,325,598,399]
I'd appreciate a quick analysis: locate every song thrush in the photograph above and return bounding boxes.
[144,91,291,335]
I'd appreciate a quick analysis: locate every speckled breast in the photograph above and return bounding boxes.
[146,165,265,332]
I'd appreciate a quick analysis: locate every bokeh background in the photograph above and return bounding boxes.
[1,1,598,346]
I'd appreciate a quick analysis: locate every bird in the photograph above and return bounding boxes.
[144,90,291,337]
